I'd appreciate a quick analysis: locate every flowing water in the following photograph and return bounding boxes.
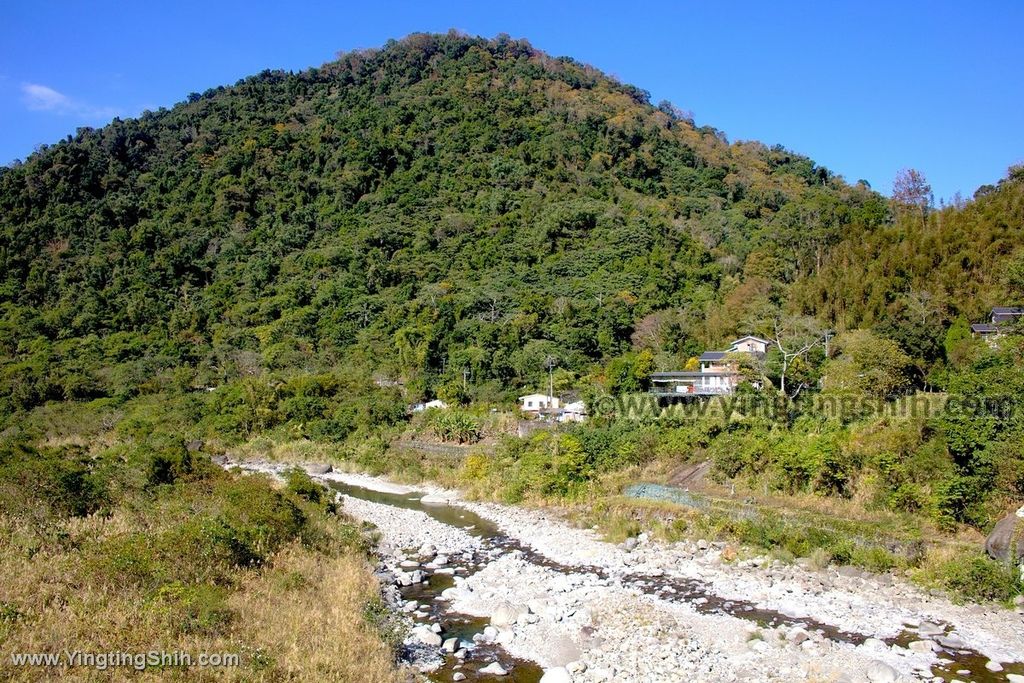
[328,479,1023,683]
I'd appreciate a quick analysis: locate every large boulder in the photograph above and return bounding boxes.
[490,602,525,627]
[985,507,1024,563]
[865,660,898,683]
[303,462,333,475]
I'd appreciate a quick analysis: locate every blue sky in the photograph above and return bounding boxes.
[2,1,1021,201]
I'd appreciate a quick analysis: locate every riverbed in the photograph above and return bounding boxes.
[232,461,1024,683]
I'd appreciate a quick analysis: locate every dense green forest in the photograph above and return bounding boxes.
[2,32,1023,573]
[0,32,892,420]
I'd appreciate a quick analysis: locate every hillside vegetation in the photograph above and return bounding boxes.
[0,31,889,418]
[1,32,1023,606]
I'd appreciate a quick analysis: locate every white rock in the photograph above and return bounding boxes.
[411,626,442,647]
[442,637,459,653]
[540,667,571,683]
[985,660,1004,672]
[908,640,937,653]
[479,661,509,676]
[786,626,810,645]
[1005,674,1024,683]
[865,660,898,683]
[490,602,523,627]
[566,661,586,674]
[453,673,467,682]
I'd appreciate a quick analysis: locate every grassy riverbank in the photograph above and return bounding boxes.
[0,411,403,681]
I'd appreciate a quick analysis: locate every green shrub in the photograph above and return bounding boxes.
[149,582,233,635]
[0,442,107,518]
[429,410,481,444]
[849,545,899,573]
[286,467,325,505]
[937,555,1021,603]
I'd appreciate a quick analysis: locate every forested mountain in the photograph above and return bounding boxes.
[0,32,890,418]
[2,32,1024,613]
[0,31,1022,436]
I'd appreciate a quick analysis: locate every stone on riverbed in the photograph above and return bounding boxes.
[411,625,443,647]
[478,662,509,676]
[985,507,1024,563]
[490,602,525,627]
[865,660,898,683]
[907,639,937,653]
[303,463,333,475]
[442,637,459,653]
[540,667,571,683]
[785,626,810,645]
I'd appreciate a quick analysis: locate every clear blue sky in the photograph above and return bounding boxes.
[2,1,1022,201]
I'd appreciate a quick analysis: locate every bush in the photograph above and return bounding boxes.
[0,442,107,518]
[286,468,325,505]
[937,555,1021,603]
[146,444,196,488]
[429,410,481,444]
[150,582,233,635]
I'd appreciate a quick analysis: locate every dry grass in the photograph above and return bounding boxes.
[0,512,404,682]
[225,545,403,682]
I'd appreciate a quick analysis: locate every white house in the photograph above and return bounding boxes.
[559,400,587,423]
[519,393,560,413]
[728,335,771,355]
[411,399,449,412]
[651,335,769,397]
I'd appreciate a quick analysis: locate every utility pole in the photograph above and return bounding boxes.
[462,367,470,391]
[544,355,557,410]
[823,330,835,357]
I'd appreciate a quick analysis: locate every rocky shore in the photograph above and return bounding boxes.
[233,462,1024,682]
